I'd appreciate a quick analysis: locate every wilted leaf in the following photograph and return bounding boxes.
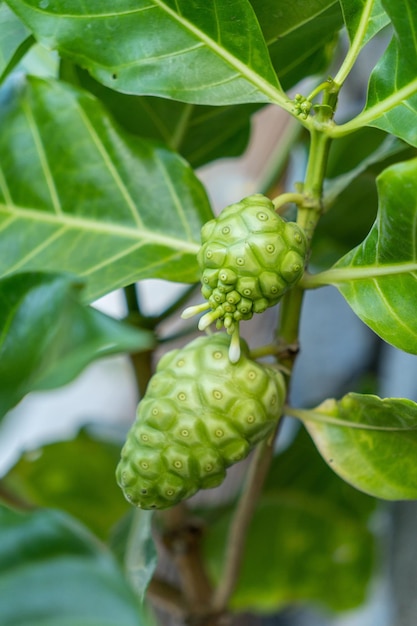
[304,393,417,499]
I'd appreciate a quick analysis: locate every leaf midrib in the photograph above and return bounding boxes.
[14,0,288,108]
[0,204,200,253]
[304,261,417,286]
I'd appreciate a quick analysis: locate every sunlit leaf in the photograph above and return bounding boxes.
[203,429,376,613]
[0,506,146,626]
[308,158,417,353]
[304,393,417,499]
[0,272,154,419]
[5,0,284,107]
[0,76,212,301]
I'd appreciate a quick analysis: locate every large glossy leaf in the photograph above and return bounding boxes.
[250,0,343,89]
[267,2,342,90]
[0,272,154,420]
[203,429,376,613]
[0,506,146,626]
[0,76,212,301]
[339,0,389,46]
[0,1,32,81]
[3,427,130,540]
[365,0,417,146]
[4,0,285,107]
[311,130,413,267]
[303,393,417,499]
[60,62,261,169]
[337,0,417,144]
[306,158,417,353]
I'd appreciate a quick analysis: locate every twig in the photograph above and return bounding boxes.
[147,577,188,618]
[161,503,214,615]
[212,424,281,612]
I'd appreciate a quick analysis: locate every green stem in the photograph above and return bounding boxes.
[272,192,304,212]
[333,0,376,87]
[301,262,417,289]
[329,78,417,138]
[297,127,332,244]
[124,283,142,317]
[285,404,417,432]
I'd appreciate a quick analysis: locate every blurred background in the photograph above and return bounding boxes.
[1,24,417,626]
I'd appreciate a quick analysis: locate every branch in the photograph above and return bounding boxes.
[161,503,214,615]
[147,577,188,618]
[212,424,280,612]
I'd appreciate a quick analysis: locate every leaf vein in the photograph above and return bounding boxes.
[21,100,63,215]
[75,102,143,228]
[5,226,67,274]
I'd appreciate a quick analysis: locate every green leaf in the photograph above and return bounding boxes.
[323,129,407,207]
[263,1,344,89]
[311,129,414,267]
[2,427,131,540]
[60,62,261,169]
[5,0,285,107]
[0,76,212,301]
[342,0,417,144]
[0,271,154,419]
[339,0,389,46]
[307,157,417,353]
[0,1,32,82]
[124,510,157,604]
[203,429,376,613]
[0,506,146,626]
[304,393,417,500]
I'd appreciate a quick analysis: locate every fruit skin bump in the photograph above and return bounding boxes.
[116,333,286,510]
[182,194,307,362]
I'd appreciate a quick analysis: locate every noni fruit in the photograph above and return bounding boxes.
[116,333,286,510]
[182,194,307,361]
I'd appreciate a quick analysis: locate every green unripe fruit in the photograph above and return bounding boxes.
[116,334,286,510]
[183,195,307,361]
[198,194,306,315]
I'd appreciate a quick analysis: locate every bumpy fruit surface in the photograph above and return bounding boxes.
[182,194,307,361]
[116,333,285,510]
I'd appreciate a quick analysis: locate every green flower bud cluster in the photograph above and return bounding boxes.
[116,334,286,510]
[182,194,307,361]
